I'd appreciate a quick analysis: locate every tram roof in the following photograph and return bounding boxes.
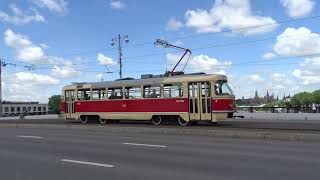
[63,73,227,90]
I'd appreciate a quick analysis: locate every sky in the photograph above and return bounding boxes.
[0,0,320,103]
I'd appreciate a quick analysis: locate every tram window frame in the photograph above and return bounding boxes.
[92,89,107,100]
[70,90,75,101]
[77,89,91,100]
[65,91,70,101]
[143,85,161,98]
[201,82,211,97]
[163,83,183,98]
[214,80,233,96]
[107,87,123,99]
[124,86,142,99]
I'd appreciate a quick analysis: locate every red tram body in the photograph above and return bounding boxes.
[60,73,235,125]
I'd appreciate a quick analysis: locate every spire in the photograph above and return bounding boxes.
[254,90,259,99]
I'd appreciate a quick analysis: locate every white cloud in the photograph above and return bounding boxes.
[32,0,68,14]
[15,72,59,85]
[51,65,79,78]
[271,73,286,82]
[110,0,126,10]
[2,71,60,103]
[97,53,116,66]
[166,17,183,31]
[185,0,277,35]
[230,71,303,99]
[247,74,264,83]
[39,43,49,49]
[273,27,320,56]
[4,29,48,64]
[0,4,45,25]
[166,53,231,75]
[281,0,315,18]
[292,57,320,85]
[262,52,277,60]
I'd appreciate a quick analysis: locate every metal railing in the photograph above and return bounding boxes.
[236,106,320,113]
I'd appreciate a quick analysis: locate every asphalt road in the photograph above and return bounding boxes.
[0,126,320,180]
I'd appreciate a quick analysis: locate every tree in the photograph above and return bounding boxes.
[312,90,320,104]
[291,92,313,107]
[48,95,62,114]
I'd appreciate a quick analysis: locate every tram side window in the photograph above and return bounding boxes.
[108,88,123,99]
[214,81,233,96]
[143,85,161,98]
[201,82,210,97]
[77,89,91,100]
[163,84,183,98]
[70,90,75,101]
[125,87,142,99]
[65,91,70,101]
[92,89,107,100]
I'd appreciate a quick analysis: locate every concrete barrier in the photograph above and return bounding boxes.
[234,112,320,121]
[1,122,320,142]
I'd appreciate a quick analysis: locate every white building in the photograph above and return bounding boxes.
[1,101,48,116]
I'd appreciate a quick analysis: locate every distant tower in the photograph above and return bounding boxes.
[266,90,270,98]
[242,96,245,100]
[254,90,259,99]
[277,95,279,101]
[283,94,286,100]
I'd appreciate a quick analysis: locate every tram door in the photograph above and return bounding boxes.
[65,90,75,119]
[188,82,211,121]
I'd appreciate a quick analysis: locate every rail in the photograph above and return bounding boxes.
[236,106,320,113]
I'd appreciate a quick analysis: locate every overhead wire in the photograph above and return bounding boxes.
[33,14,320,58]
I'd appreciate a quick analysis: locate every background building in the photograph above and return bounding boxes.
[1,101,48,117]
[236,90,291,106]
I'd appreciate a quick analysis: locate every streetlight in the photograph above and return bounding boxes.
[110,34,129,79]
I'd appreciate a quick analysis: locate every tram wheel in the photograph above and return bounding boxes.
[152,116,162,125]
[99,117,107,124]
[177,116,189,126]
[80,116,88,124]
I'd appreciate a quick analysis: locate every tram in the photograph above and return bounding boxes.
[60,73,235,125]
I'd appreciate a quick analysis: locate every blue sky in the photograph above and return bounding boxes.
[0,0,320,102]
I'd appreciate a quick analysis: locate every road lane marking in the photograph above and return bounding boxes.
[16,135,43,139]
[123,142,167,148]
[61,159,115,168]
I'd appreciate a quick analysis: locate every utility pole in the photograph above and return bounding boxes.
[111,34,129,79]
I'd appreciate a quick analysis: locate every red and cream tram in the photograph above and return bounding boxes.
[60,73,235,125]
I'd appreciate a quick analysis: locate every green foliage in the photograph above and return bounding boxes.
[291,91,319,106]
[313,90,320,104]
[48,95,62,114]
